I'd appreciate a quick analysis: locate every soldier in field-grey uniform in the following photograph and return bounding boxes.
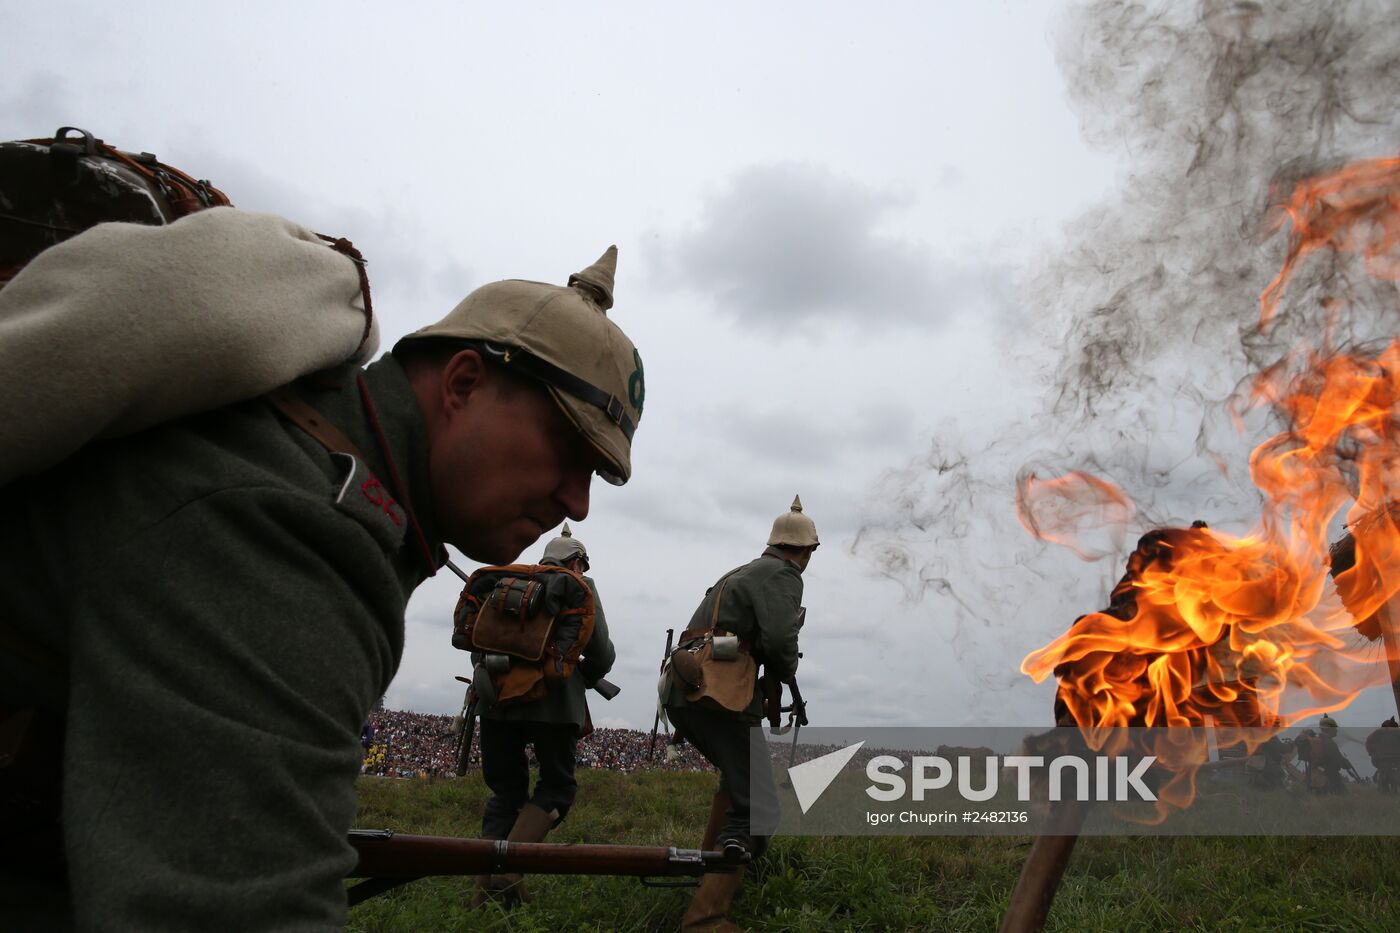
[0,238,644,931]
[663,496,818,932]
[471,522,616,906]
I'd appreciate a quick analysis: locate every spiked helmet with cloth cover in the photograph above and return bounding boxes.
[395,246,643,485]
[767,495,819,548]
[542,522,587,564]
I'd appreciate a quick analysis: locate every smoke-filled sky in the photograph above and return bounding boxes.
[7,0,1400,731]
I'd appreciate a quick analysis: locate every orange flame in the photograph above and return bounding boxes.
[1016,470,1136,561]
[1022,156,1400,816]
[1260,157,1400,328]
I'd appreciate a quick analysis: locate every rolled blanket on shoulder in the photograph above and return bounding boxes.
[0,206,378,484]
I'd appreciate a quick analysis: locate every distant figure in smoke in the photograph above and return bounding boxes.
[1366,717,1400,794]
[1297,717,1358,794]
[1246,732,1289,791]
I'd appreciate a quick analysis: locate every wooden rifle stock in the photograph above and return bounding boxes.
[347,829,747,905]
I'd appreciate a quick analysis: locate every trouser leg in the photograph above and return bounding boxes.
[665,706,773,860]
[473,719,527,908]
[487,722,578,906]
[525,722,579,822]
[701,789,732,852]
[478,719,529,838]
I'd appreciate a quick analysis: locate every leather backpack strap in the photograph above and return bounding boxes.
[707,578,730,634]
[674,570,741,646]
[266,386,369,461]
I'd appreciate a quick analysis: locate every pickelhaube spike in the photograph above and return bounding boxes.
[791,495,803,512]
[542,521,586,563]
[568,245,617,313]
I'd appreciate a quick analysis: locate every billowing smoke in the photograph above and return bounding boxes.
[856,0,1400,690]
[1045,0,1399,438]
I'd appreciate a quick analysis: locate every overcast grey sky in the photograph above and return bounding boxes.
[8,0,1400,731]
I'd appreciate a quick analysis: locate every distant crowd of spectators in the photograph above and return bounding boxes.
[361,708,713,779]
[577,726,714,773]
[361,710,461,778]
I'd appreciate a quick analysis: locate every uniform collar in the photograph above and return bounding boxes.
[761,545,803,571]
[302,356,443,576]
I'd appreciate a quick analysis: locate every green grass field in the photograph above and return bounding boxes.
[350,771,1400,932]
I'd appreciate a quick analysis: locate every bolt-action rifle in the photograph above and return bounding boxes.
[762,667,809,779]
[782,678,808,771]
[649,628,674,760]
[451,675,478,774]
[346,829,748,905]
[764,674,807,735]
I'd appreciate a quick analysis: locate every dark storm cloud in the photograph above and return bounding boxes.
[655,162,1013,332]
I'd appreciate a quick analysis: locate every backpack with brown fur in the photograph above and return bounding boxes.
[452,564,596,707]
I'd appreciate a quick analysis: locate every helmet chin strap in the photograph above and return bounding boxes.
[477,340,635,441]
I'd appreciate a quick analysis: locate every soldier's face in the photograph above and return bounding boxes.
[795,546,816,572]
[426,355,597,564]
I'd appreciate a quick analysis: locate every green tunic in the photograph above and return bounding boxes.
[664,549,804,722]
[477,570,615,731]
[0,356,438,930]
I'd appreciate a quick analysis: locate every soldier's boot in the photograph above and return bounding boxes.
[700,790,732,852]
[680,869,744,932]
[469,834,502,909]
[491,803,557,905]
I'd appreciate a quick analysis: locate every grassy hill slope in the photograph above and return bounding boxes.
[350,771,1400,932]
